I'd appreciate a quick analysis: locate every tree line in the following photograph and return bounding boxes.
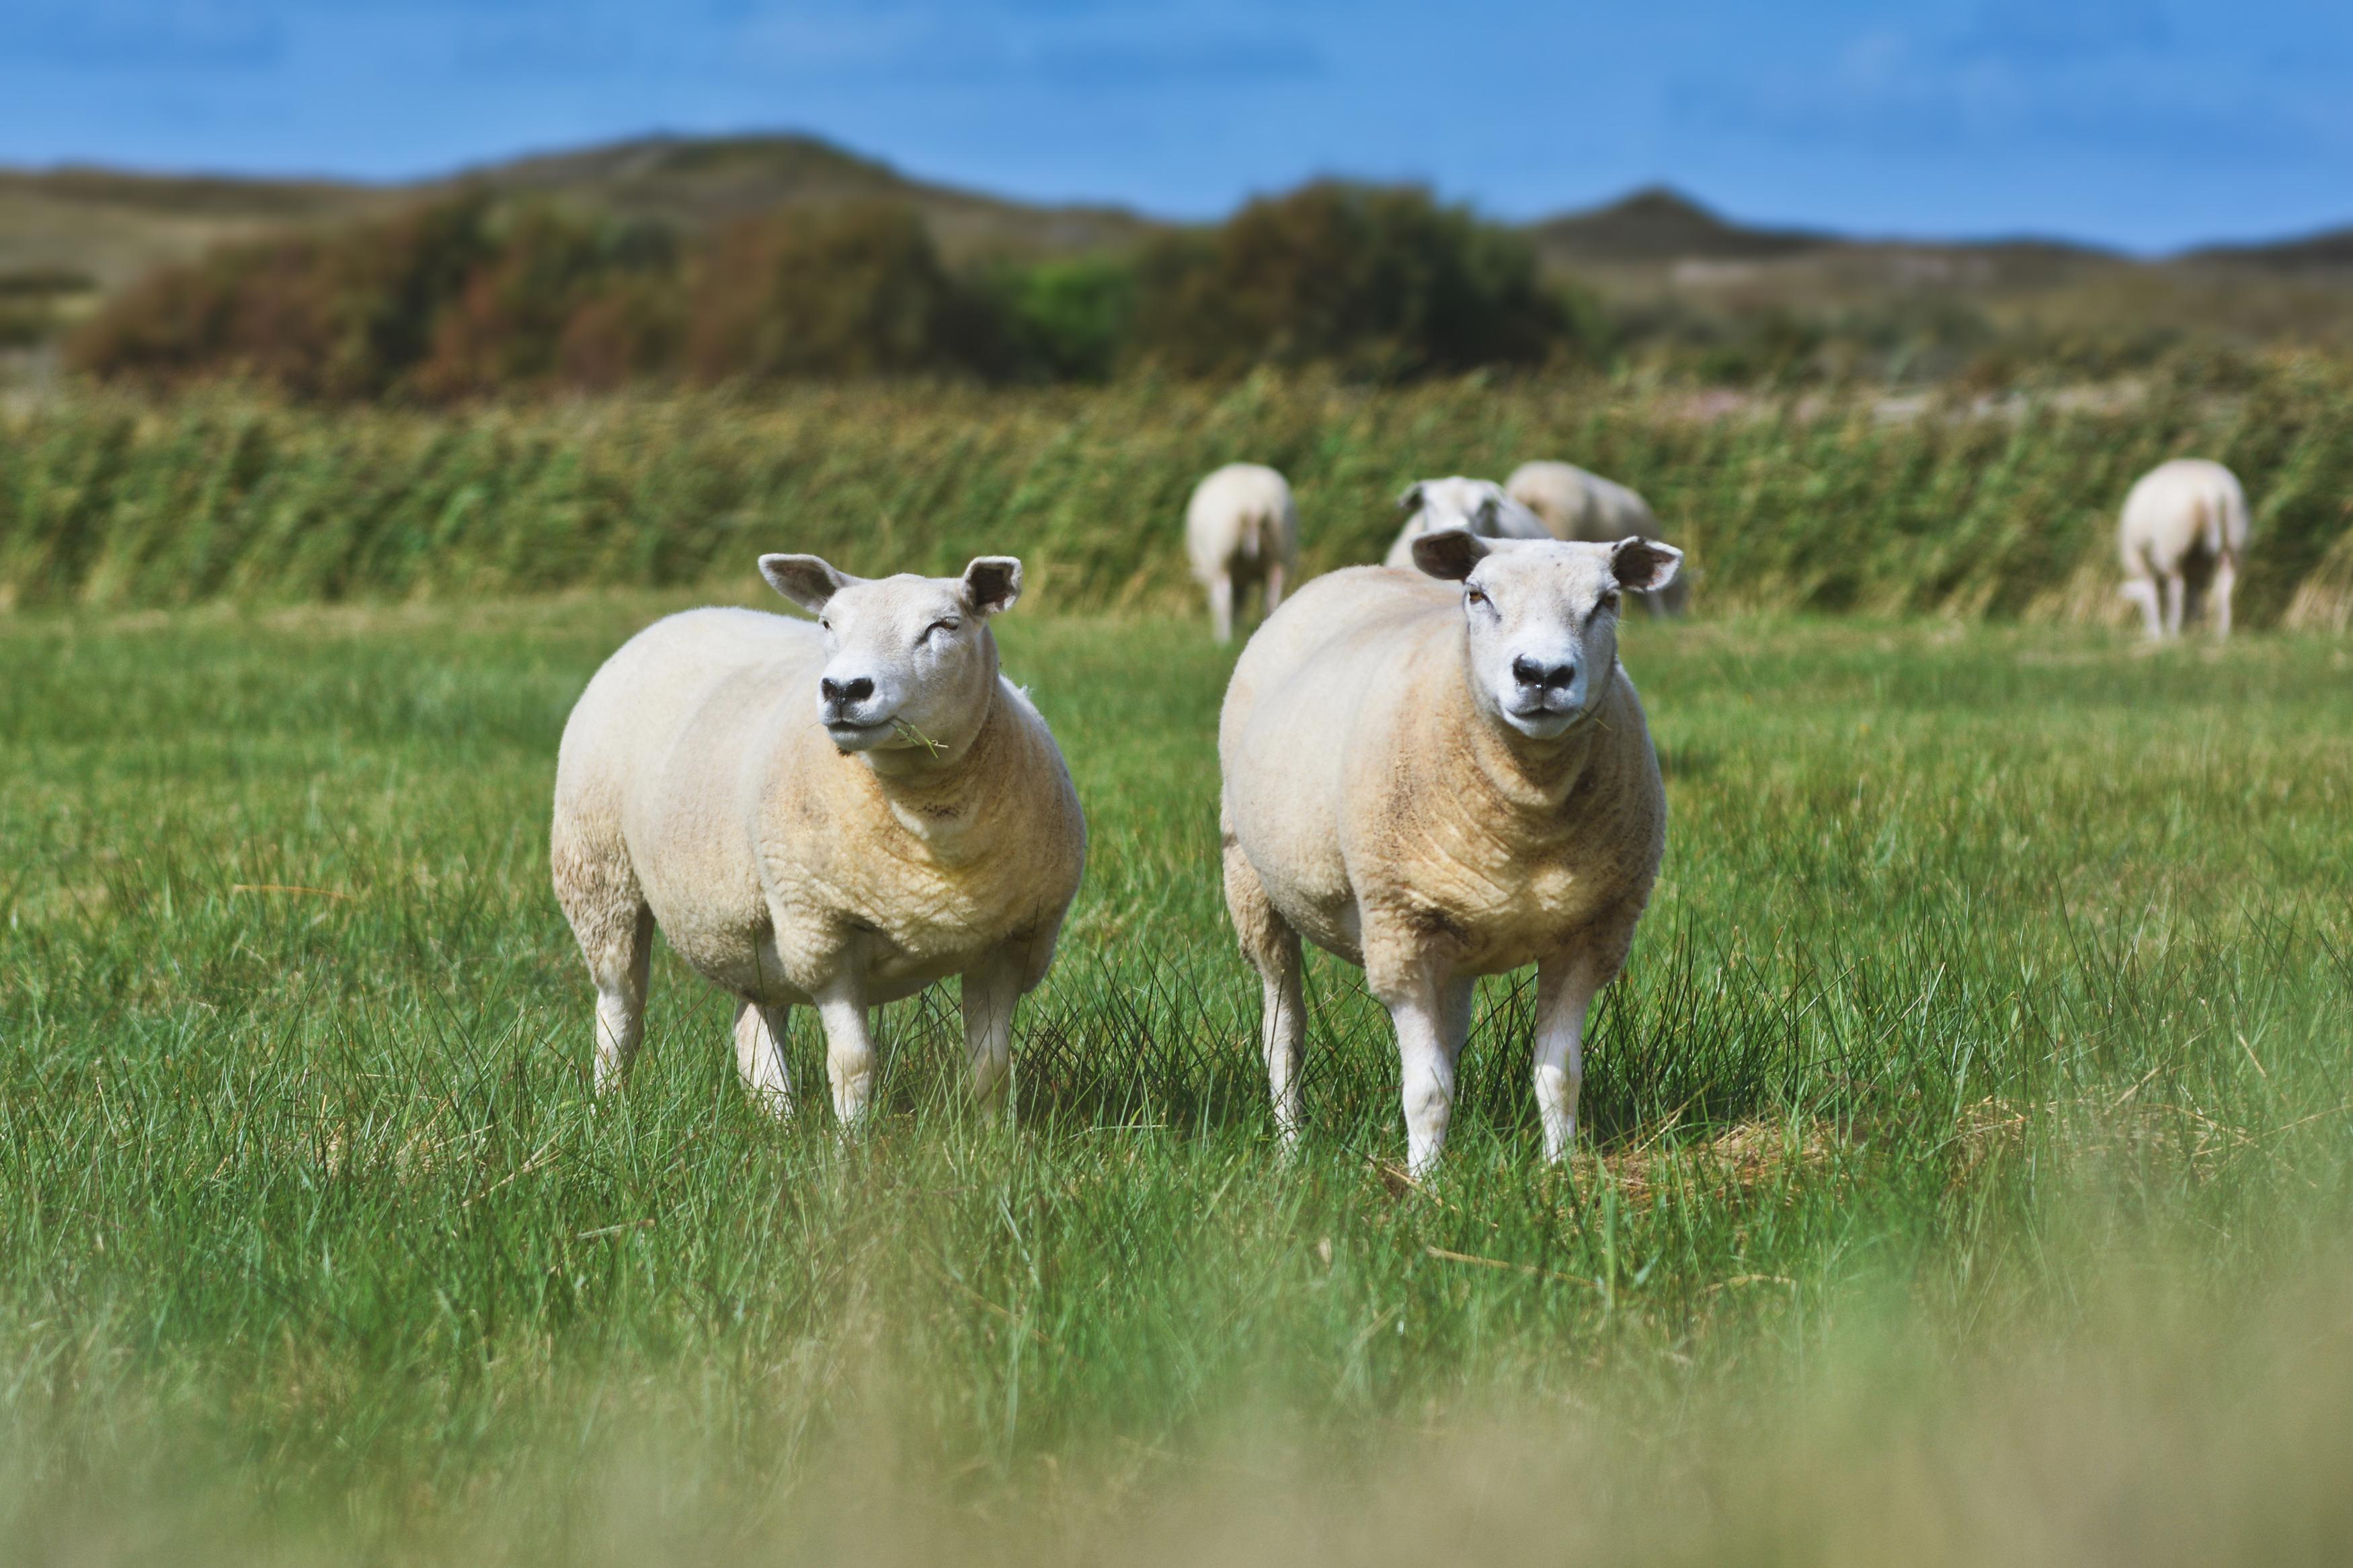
[67,183,1603,400]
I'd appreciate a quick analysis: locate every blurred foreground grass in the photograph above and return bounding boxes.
[1,597,2350,1563]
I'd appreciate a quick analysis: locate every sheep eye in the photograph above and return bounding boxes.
[1600,591,1622,612]
[818,618,831,632]
[1464,587,1488,607]
[927,619,960,641]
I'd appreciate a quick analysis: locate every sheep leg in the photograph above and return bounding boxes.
[1209,573,1236,644]
[1382,968,1462,1178]
[960,948,1023,1114]
[1439,974,1477,1063]
[2210,553,2237,639]
[1368,919,1468,1175]
[553,817,655,1094]
[2162,571,2186,638]
[815,989,877,1128]
[1263,559,1287,620]
[1533,954,1605,1163]
[2122,577,2162,639]
[589,913,653,1093]
[1223,808,1307,1144]
[1258,941,1308,1146]
[811,941,878,1128]
[732,999,793,1118]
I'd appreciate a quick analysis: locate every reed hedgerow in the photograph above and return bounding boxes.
[5,362,2353,626]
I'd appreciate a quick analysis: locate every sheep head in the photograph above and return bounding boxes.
[758,553,1022,760]
[1411,530,1680,741]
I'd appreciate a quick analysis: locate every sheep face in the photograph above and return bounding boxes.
[757,554,1023,756]
[1394,477,1509,548]
[1400,476,1505,526]
[1411,530,1681,741]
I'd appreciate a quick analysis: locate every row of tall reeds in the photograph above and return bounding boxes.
[5,362,2352,626]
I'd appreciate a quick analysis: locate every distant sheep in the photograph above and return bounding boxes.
[1382,477,1550,568]
[552,555,1086,1124]
[2118,458,2249,639]
[1221,528,1683,1173]
[1187,463,1301,643]
[1506,460,1689,616]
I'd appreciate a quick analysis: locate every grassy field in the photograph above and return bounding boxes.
[3,593,2352,1563]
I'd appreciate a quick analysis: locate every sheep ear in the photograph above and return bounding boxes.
[1411,527,1488,582]
[1610,537,1681,592]
[1396,481,1426,513]
[961,556,1023,615]
[759,554,853,613]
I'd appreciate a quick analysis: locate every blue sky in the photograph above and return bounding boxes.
[2,1,2349,252]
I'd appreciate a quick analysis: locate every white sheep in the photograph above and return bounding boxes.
[1382,476,1551,568]
[551,555,1086,1123]
[1220,527,1683,1173]
[1506,460,1689,616]
[2118,458,2249,639]
[1186,463,1301,643]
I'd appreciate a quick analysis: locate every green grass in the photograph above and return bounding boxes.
[8,367,2353,630]
[3,597,2352,1563]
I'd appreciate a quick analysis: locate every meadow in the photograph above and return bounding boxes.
[3,583,2350,1563]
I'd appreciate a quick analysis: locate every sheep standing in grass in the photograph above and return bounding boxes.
[551,554,1085,1123]
[1186,463,1300,643]
[2118,458,2249,639]
[1221,528,1683,1174]
[1506,460,1689,616]
[1382,476,1551,568]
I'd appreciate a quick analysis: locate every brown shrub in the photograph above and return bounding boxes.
[685,201,1000,381]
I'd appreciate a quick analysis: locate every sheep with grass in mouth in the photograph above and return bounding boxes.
[1506,460,1690,617]
[1186,462,1301,643]
[1382,476,1552,568]
[551,554,1085,1124]
[1220,528,1681,1175]
[2118,458,2249,639]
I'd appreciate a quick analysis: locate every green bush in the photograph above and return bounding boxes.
[1130,182,1580,378]
[996,257,1138,382]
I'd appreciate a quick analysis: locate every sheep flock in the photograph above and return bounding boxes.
[554,452,2265,1173]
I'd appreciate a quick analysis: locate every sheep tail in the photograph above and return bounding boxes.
[2199,493,2225,561]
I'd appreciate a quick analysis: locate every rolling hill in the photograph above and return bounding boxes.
[0,132,1156,298]
[1524,185,2353,347]
[3,131,2351,354]
[2183,224,2353,277]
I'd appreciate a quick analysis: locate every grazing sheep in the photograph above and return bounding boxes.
[1382,476,1550,568]
[1220,528,1683,1173]
[1506,460,1690,616]
[1187,463,1301,643]
[2118,458,2250,639]
[551,554,1086,1124]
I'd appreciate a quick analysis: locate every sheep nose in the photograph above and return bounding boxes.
[1511,656,1576,692]
[820,675,874,706]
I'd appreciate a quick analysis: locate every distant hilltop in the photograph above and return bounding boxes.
[0,132,1158,293]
